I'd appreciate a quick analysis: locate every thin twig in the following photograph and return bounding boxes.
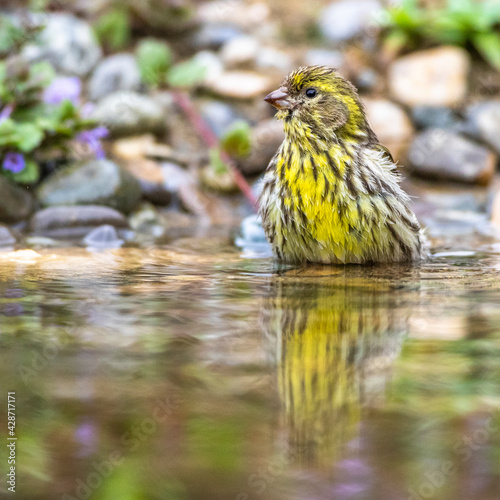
[172,91,258,210]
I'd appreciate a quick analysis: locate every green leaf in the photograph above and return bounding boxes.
[29,62,55,88]
[0,18,26,54]
[382,30,411,53]
[56,99,78,122]
[167,57,208,89]
[220,121,252,158]
[473,32,500,70]
[136,39,172,87]
[209,148,229,175]
[94,9,131,51]
[15,123,44,152]
[9,159,40,185]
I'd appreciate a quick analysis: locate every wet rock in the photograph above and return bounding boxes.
[194,24,244,50]
[25,236,61,249]
[464,101,500,155]
[129,203,167,240]
[0,178,34,223]
[363,98,414,161]
[91,91,167,138]
[319,0,382,43]
[235,214,272,258]
[30,205,129,239]
[0,225,16,247]
[408,129,496,185]
[239,118,285,175]
[220,35,260,68]
[238,214,267,242]
[38,159,142,213]
[200,101,242,137]
[388,47,470,107]
[411,106,461,130]
[122,158,172,206]
[207,71,272,99]
[305,49,345,68]
[89,54,142,101]
[83,225,124,249]
[24,13,102,76]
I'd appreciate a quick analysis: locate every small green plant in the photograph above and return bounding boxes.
[382,0,500,70]
[136,39,172,87]
[94,8,132,52]
[0,22,108,185]
[220,121,252,159]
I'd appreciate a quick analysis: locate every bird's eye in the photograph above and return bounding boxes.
[305,88,317,98]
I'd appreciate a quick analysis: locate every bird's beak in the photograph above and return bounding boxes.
[264,88,292,110]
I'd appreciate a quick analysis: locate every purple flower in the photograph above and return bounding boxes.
[80,102,96,118]
[75,127,109,159]
[2,153,25,173]
[0,104,14,123]
[43,77,82,106]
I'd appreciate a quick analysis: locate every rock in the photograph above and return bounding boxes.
[363,98,414,161]
[193,51,224,85]
[197,1,270,29]
[199,165,238,193]
[89,54,142,101]
[388,47,470,107]
[220,35,260,68]
[256,47,293,73]
[207,71,272,99]
[25,236,61,249]
[355,68,380,92]
[464,101,500,155]
[194,24,244,50]
[235,214,272,258]
[91,91,167,138]
[305,49,345,68]
[411,106,461,130]
[122,158,172,206]
[83,225,124,249]
[0,225,16,247]
[408,129,496,185]
[200,100,242,137]
[24,13,102,76]
[161,162,199,212]
[128,0,195,34]
[160,161,235,222]
[491,189,500,229]
[30,205,129,239]
[38,159,142,213]
[239,119,285,175]
[319,0,382,43]
[129,203,167,240]
[0,178,34,223]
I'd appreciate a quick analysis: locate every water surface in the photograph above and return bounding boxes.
[0,242,499,500]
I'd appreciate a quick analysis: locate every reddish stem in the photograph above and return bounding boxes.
[172,91,258,210]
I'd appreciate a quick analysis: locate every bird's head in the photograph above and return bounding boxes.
[265,66,371,143]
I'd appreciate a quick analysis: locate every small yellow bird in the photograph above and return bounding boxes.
[259,66,427,264]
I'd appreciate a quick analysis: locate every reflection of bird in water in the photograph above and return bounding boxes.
[262,270,412,466]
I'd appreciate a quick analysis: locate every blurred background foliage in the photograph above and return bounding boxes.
[382,0,500,69]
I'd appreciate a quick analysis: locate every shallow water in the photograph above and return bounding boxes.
[1,241,500,500]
